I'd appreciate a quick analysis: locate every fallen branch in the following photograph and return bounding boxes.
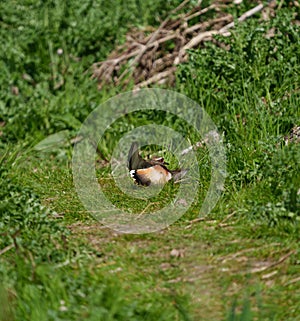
[116,0,190,83]
[0,244,15,256]
[246,250,296,274]
[219,3,264,32]
[218,243,281,263]
[184,4,217,22]
[92,2,266,89]
[134,67,176,89]
[284,276,300,286]
[185,216,209,229]
[217,211,238,228]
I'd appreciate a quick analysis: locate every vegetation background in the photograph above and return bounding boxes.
[0,0,299,320]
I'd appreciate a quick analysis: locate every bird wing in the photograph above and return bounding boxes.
[128,142,152,170]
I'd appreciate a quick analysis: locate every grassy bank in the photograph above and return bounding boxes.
[0,1,299,320]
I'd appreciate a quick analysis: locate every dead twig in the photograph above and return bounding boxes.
[217,211,238,228]
[117,0,190,83]
[134,67,176,89]
[246,250,296,274]
[219,3,264,32]
[136,202,160,218]
[92,2,266,89]
[183,4,216,22]
[218,243,281,263]
[0,244,15,256]
[185,216,208,229]
[284,276,300,286]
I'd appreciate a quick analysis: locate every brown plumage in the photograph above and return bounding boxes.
[128,142,187,186]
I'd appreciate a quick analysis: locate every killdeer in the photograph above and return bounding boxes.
[128,142,187,186]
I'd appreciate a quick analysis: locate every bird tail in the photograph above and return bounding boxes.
[170,169,188,182]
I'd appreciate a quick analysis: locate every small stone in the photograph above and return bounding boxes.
[170,248,185,258]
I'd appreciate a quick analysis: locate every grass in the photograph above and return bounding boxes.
[1,1,300,320]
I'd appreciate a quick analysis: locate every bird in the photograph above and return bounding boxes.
[127,142,187,186]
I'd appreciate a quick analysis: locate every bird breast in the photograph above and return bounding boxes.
[131,165,172,185]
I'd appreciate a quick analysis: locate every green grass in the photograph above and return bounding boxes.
[1,1,300,320]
